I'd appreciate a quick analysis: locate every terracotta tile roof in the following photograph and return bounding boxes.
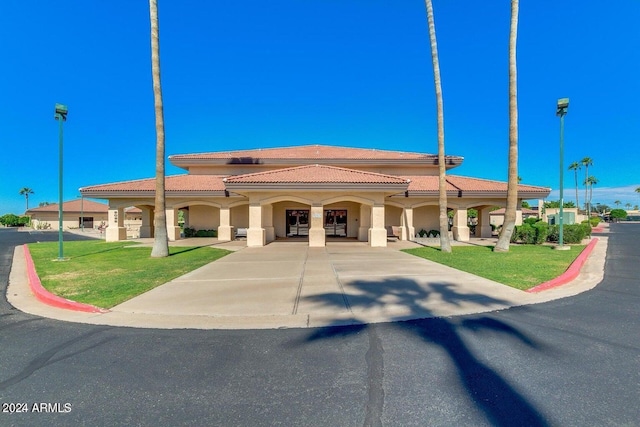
[404,175,550,195]
[225,164,410,185]
[26,199,108,214]
[81,175,227,194]
[170,144,462,162]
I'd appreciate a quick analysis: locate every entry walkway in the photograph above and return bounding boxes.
[8,236,608,330]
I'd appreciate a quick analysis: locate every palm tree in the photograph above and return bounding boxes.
[625,203,631,210]
[424,0,451,253]
[568,161,581,211]
[586,176,598,215]
[495,0,519,252]
[614,200,621,208]
[581,157,593,212]
[149,0,169,258]
[19,187,34,211]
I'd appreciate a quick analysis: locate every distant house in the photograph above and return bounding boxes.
[25,199,142,236]
[490,207,539,228]
[81,144,550,246]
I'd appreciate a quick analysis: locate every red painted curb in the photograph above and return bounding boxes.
[526,238,599,293]
[23,245,109,313]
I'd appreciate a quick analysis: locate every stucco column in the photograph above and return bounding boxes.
[166,208,181,241]
[358,204,371,242]
[516,207,523,226]
[368,204,387,247]
[452,208,470,241]
[139,207,153,238]
[400,207,415,240]
[308,204,326,247]
[478,207,492,238]
[218,206,233,241]
[247,203,265,247]
[263,204,275,243]
[106,207,126,242]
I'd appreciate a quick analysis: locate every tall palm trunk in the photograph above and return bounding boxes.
[495,0,519,252]
[573,168,579,211]
[424,0,451,253]
[149,0,169,258]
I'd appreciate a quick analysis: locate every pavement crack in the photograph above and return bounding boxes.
[363,325,385,427]
[291,247,309,315]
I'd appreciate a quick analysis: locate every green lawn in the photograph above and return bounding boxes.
[402,244,586,290]
[28,240,231,308]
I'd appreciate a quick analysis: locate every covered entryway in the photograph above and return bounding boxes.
[324,209,347,237]
[286,209,309,237]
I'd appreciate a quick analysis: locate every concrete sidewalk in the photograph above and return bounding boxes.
[7,236,608,330]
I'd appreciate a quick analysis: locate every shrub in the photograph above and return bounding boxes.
[428,229,440,238]
[511,223,537,244]
[183,227,196,238]
[547,223,589,244]
[589,217,601,226]
[532,221,550,244]
[195,229,217,237]
[523,217,539,225]
[418,229,428,238]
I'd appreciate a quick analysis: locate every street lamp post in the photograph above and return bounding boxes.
[555,98,570,251]
[54,104,68,260]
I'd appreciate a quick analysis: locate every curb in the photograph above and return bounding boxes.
[526,237,599,293]
[23,245,109,313]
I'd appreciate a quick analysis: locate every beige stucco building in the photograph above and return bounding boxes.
[80,145,550,247]
[25,199,142,237]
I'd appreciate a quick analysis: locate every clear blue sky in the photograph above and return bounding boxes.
[1,0,639,215]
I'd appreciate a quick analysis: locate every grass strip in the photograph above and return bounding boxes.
[402,244,586,290]
[28,240,231,308]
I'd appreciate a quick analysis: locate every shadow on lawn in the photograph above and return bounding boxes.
[300,277,551,427]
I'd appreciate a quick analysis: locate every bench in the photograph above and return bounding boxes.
[386,226,401,240]
[235,227,247,238]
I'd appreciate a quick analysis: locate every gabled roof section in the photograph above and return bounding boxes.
[224,164,410,191]
[402,175,550,198]
[170,144,464,169]
[80,175,228,197]
[26,199,107,214]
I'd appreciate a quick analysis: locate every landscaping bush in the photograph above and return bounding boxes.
[195,229,217,237]
[428,229,440,238]
[547,223,590,244]
[532,221,550,244]
[417,229,428,238]
[589,217,601,227]
[523,217,539,225]
[184,227,217,238]
[511,223,537,244]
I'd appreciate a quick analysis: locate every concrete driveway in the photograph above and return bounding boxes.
[8,236,608,329]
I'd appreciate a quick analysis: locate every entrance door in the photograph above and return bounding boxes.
[286,210,309,237]
[324,210,347,237]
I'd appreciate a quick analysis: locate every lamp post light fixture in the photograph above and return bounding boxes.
[54,103,68,260]
[555,98,570,251]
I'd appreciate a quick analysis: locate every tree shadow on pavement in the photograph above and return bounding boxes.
[299,277,550,427]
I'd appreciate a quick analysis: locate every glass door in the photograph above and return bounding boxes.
[286,210,309,237]
[324,210,347,237]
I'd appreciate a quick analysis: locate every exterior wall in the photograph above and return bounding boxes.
[413,205,440,236]
[273,201,309,238]
[187,205,220,230]
[384,205,403,228]
[186,164,441,177]
[325,201,360,238]
[231,204,249,229]
[30,212,108,231]
[542,208,584,225]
